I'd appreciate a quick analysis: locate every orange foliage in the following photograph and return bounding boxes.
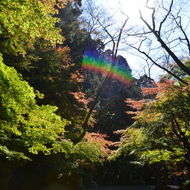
[69,91,93,106]
[141,79,174,96]
[56,46,73,67]
[126,79,175,112]
[173,167,188,177]
[125,98,150,110]
[56,47,85,84]
[84,132,113,155]
[71,70,84,83]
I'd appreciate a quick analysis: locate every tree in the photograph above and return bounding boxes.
[72,0,131,144]
[0,0,68,56]
[0,1,114,189]
[57,0,86,67]
[124,0,190,84]
[0,55,73,189]
[12,44,89,142]
[0,53,72,162]
[0,0,91,143]
[0,52,113,189]
[162,59,190,81]
[112,76,190,187]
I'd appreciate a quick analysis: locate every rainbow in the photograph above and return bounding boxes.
[82,51,132,85]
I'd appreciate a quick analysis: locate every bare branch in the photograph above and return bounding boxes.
[158,0,174,35]
[176,16,190,55]
[139,1,190,78]
[127,42,188,85]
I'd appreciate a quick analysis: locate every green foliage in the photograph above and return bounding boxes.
[12,45,89,142]
[0,0,66,55]
[0,1,116,188]
[0,52,108,169]
[0,0,89,142]
[112,78,190,173]
[162,59,190,82]
[74,143,104,164]
[75,132,112,165]
[179,180,190,190]
[0,53,72,162]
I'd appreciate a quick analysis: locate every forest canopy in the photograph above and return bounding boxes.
[1,0,190,190]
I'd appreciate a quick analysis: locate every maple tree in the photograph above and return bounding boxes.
[0,50,112,189]
[111,76,190,187]
[0,53,71,162]
[0,0,70,56]
[0,1,116,189]
[1,0,92,141]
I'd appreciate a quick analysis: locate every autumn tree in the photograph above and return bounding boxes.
[0,0,69,56]
[0,0,114,189]
[0,0,90,143]
[111,74,190,188]
[71,0,133,145]
[0,53,75,189]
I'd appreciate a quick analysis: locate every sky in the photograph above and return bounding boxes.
[107,0,164,80]
[81,0,190,81]
[107,0,165,80]
[81,0,165,80]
